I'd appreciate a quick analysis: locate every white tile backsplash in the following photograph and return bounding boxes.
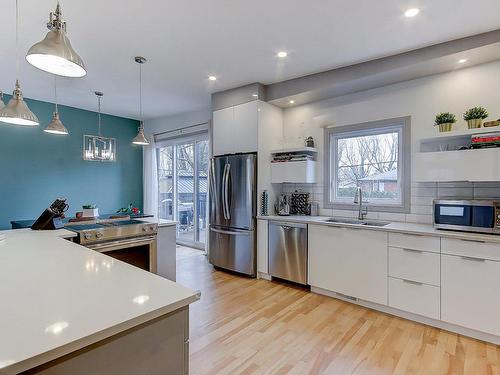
[276,178,500,224]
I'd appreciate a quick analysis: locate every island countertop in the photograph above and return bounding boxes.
[0,228,199,374]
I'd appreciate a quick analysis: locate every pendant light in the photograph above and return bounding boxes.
[44,75,68,135]
[132,56,150,146]
[0,0,39,126]
[26,2,86,78]
[83,92,116,161]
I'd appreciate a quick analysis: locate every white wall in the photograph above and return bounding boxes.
[280,59,500,223]
[144,108,211,135]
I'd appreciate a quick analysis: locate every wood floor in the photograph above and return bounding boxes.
[176,246,500,375]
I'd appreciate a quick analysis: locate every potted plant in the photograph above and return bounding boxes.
[435,112,456,132]
[463,106,488,129]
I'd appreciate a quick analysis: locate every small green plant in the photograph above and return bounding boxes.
[463,106,488,121]
[435,112,457,126]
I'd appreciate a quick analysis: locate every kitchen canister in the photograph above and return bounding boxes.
[260,190,269,216]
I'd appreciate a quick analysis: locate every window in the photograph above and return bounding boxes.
[325,117,410,213]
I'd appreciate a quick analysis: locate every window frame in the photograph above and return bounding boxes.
[324,116,411,213]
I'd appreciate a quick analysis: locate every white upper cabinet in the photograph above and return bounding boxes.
[212,101,259,156]
[308,225,388,305]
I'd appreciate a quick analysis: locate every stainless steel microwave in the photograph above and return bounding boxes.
[434,199,500,234]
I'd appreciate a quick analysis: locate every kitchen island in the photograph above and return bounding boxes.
[0,228,199,374]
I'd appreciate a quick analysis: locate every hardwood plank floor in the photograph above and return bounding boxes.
[176,246,500,375]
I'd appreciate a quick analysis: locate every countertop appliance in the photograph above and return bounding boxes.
[434,199,500,234]
[67,219,158,272]
[290,192,310,215]
[276,194,290,216]
[268,221,308,285]
[209,153,257,276]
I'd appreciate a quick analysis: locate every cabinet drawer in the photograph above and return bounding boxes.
[388,247,440,286]
[388,277,440,320]
[388,233,440,253]
[441,238,500,262]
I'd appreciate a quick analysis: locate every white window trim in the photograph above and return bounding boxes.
[324,116,411,214]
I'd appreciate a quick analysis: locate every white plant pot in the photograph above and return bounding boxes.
[82,208,99,218]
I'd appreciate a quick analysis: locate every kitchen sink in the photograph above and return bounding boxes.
[322,218,391,227]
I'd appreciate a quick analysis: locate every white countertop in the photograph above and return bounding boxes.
[258,215,500,243]
[0,228,198,374]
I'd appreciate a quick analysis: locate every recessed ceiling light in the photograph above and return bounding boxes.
[404,8,420,17]
[289,100,295,104]
[277,51,288,58]
[208,76,217,81]
[458,59,468,64]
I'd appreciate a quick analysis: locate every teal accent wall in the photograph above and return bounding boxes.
[0,95,143,229]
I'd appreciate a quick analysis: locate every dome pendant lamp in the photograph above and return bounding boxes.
[44,76,68,135]
[26,2,86,78]
[132,56,150,146]
[0,0,39,126]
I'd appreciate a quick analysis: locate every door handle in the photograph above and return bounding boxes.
[222,164,231,220]
[402,248,424,254]
[460,256,486,262]
[460,239,486,244]
[226,164,231,220]
[210,227,249,236]
[402,279,423,286]
[222,164,229,220]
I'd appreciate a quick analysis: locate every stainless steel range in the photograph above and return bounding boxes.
[67,220,158,272]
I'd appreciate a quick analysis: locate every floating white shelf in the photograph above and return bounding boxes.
[415,148,500,182]
[271,160,317,183]
[420,126,500,143]
[270,147,318,154]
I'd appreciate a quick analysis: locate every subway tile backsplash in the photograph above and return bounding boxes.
[278,181,500,224]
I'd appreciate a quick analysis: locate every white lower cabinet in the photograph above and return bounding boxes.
[308,225,387,305]
[442,254,500,336]
[388,277,440,320]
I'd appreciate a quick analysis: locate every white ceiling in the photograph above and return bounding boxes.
[1,0,500,120]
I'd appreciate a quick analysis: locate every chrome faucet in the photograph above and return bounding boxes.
[354,187,368,220]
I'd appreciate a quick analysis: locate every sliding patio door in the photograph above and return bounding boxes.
[157,133,209,249]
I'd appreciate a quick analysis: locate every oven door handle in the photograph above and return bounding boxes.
[86,236,156,252]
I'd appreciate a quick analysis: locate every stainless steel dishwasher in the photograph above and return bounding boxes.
[268,221,308,285]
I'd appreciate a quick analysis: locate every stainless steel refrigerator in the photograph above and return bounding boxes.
[209,153,257,276]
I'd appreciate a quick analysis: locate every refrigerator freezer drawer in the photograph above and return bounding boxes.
[209,226,256,276]
[269,221,308,285]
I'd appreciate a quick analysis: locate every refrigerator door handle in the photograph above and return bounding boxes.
[223,163,231,220]
[210,227,250,236]
[222,163,228,220]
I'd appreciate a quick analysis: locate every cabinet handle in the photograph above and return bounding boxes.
[402,248,424,254]
[460,239,486,244]
[460,256,486,262]
[402,279,423,286]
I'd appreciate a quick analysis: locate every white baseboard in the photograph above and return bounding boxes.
[258,272,272,281]
[311,286,500,345]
